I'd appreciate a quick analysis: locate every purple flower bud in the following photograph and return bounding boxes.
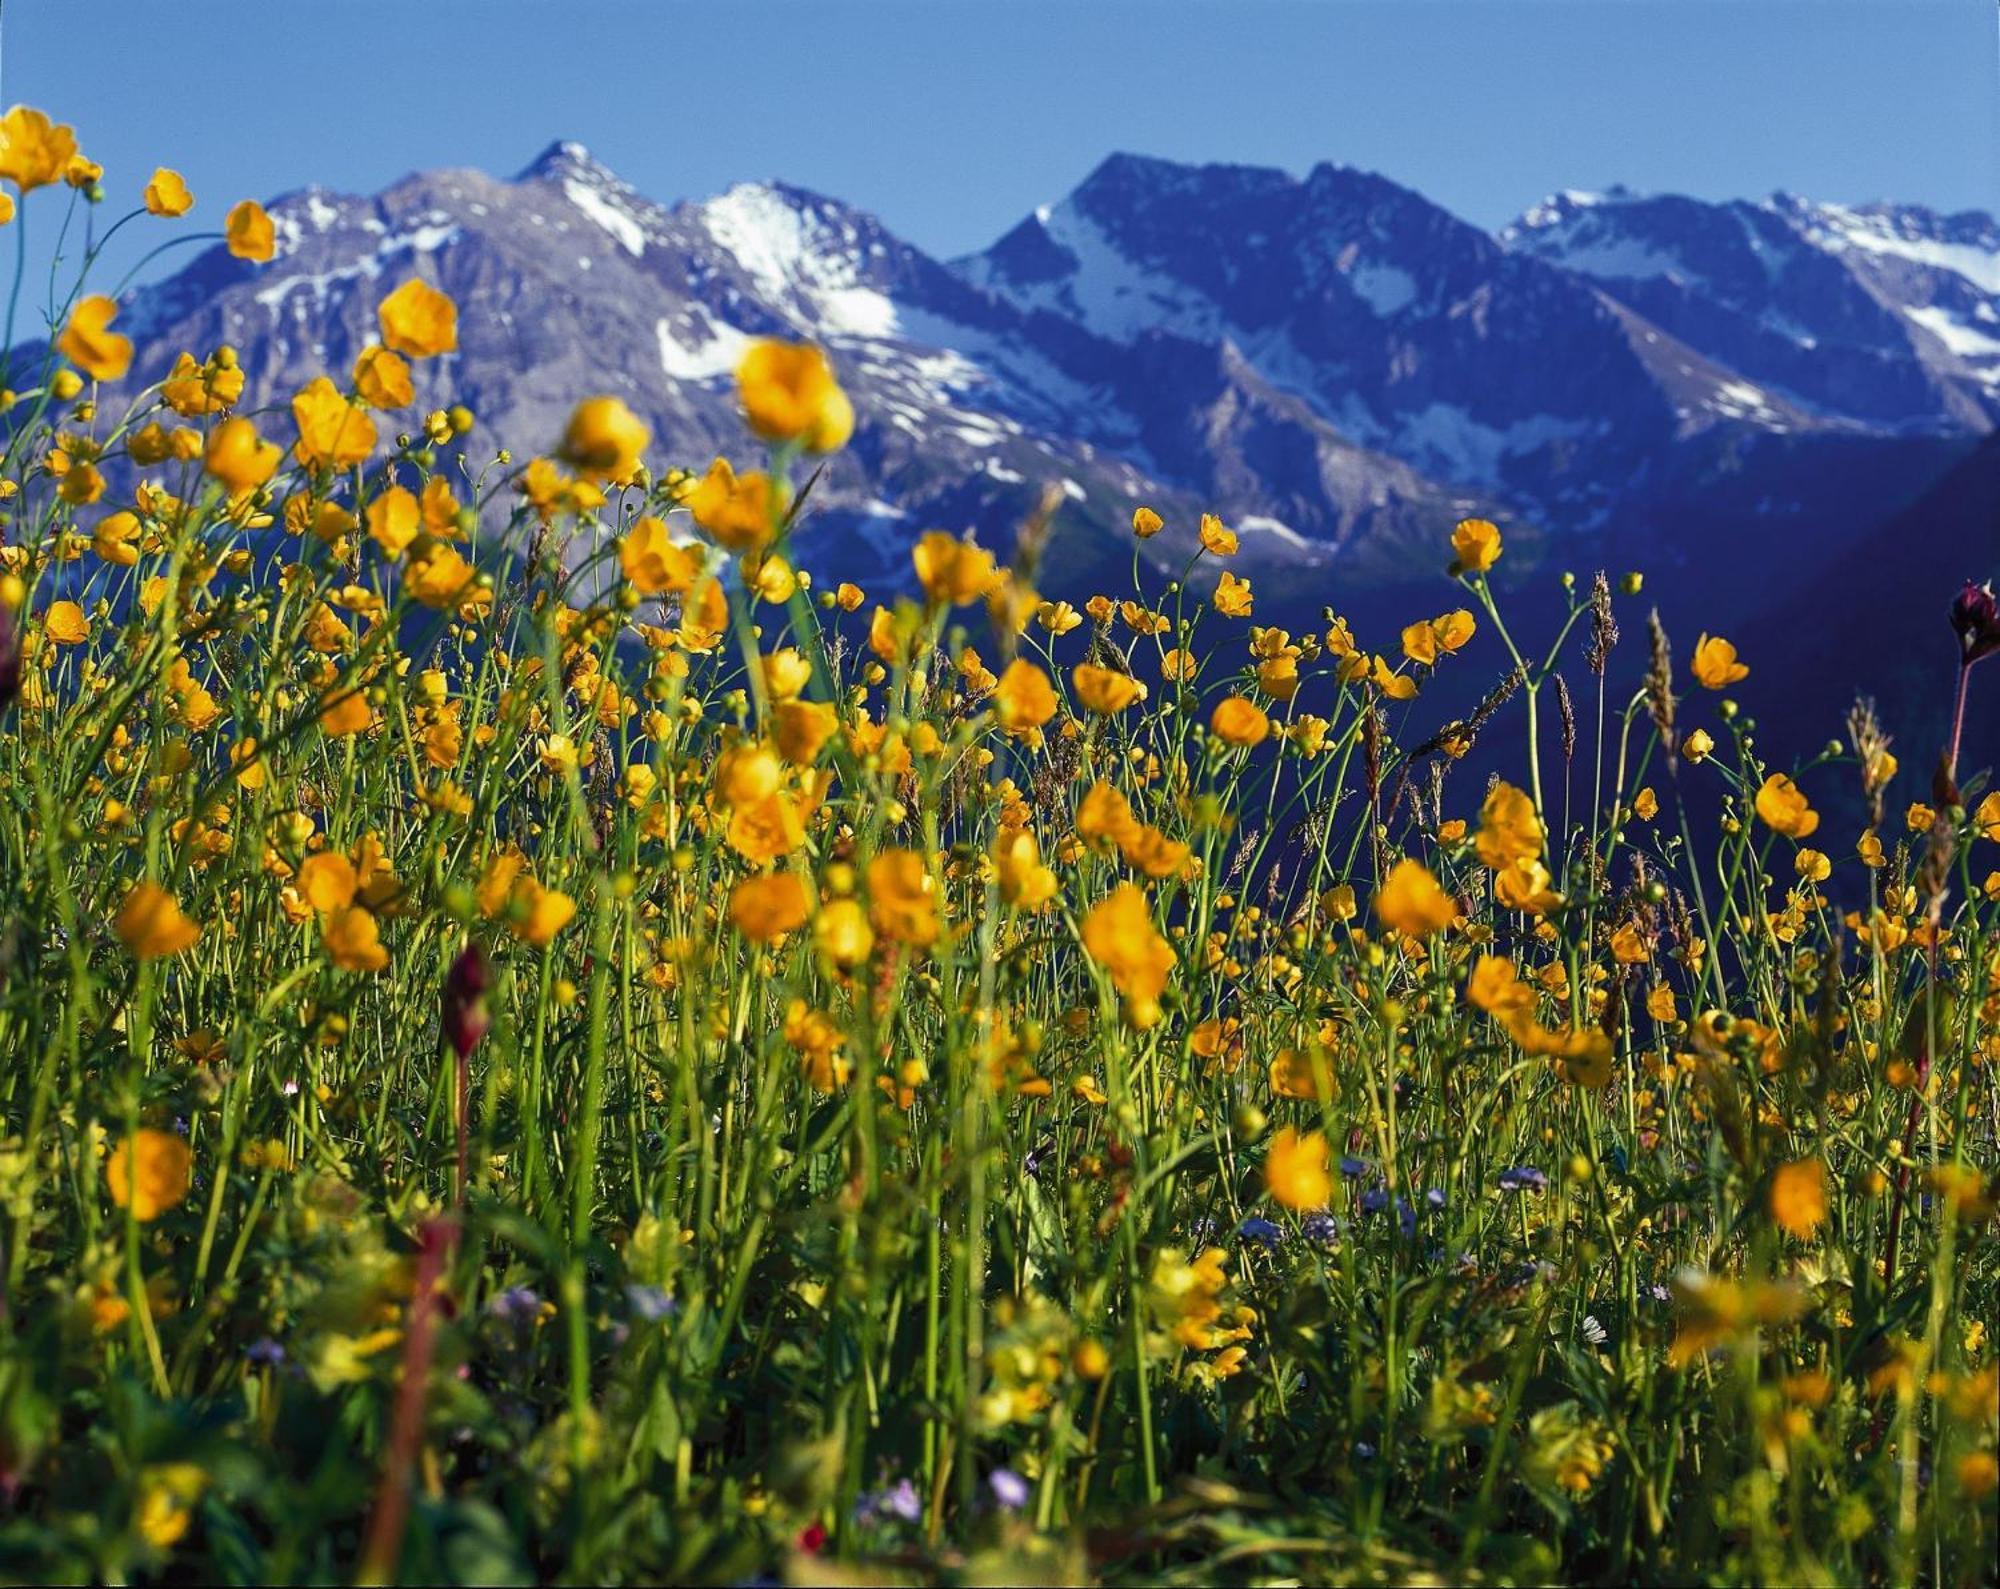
[0,606,19,713]
[441,943,492,1061]
[1951,580,2000,665]
[989,1468,1030,1510]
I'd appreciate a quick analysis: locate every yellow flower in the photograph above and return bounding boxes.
[735,340,853,452]
[730,872,810,943]
[1475,780,1543,868]
[56,296,132,382]
[1197,513,1237,557]
[43,599,87,644]
[114,882,201,960]
[1467,954,1535,1015]
[405,544,479,609]
[353,345,414,409]
[0,106,79,192]
[1451,516,1501,573]
[1973,790,2000,841]
[772,699,838,765]
[1373,859,1455,937]
[1682,727,1715,763]
[94,510,139,566]
[686,457,776,554]
[1633,787,1658,821]
[143,167,193,217]
[105,1130,192,1222]
[366,485,420,558]
[1754,774,1819,839]
[1690,634,1749,690]
[813,897,874,969]
[323,905,389,973]
[1372,655,1418,700]
[1770,1159,1827,1239]
[161,350,244,416]
[912,530,998,606]
[224,199,275,262]
[1072,663,1146,715]
[1265,1127,1331,1211]
[377,277,459,358]
[320,688,372,738]
[619,515,697,595]
[1795,848,1831,883]
[993,658,1058,737]
[1493,856,1562,914]
[203,414,282,496]
[1213,570,1253,618]
[1210,695,1269,748]
[291,377,378,470]
[561,395,648,480]
[508,877,576,947]
[1132,505,1163,539]
[993,829,1058,910]
[868,849,941,949]
[134,1464,207,1550]
[1081,882,1176,1028]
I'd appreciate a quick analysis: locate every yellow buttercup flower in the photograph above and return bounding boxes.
[993,658,1058,737]
[1265,1127,1331,1211]
[686,458,776,554]
[322,904,389,973]
[1770,1159,1827,1239]
[114,882,201,960]
[377,277,459,359]
[143,167,193,217]
[620,515,698,595]
[1451,516,1501,573]
[291,377,378,470]
[353,345,414,409]
[1210,695,1269,748]
[1374,859,1455,937]
[43,600,88,644]
[735,340,853,452]
[1754,774,1819,839]
[868,849,941,949]
[1198,513,1237,557]
[1081,882,1175,1028]
[912,531,998,607]
[56,296,132,382]
[562,395,648,480]
[730,872,810,943]
[1131,505,1163,539]
[1213,571,1253,618]
[225,199,275,262]
[0,106,79,192]
[1072,663,1146,715]
[105,1130,192,1222]
[1691,634,1749,690]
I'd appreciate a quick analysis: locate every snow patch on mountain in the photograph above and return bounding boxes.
[566,179,647,256]
[697,184,898,338]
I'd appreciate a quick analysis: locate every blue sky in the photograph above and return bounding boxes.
[2,0,1994,288]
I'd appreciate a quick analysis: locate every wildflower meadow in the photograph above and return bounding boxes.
[0,105,1995,1585]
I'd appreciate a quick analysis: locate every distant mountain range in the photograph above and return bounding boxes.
[65,144,2000,761]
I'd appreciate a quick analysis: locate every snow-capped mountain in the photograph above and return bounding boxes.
[55,144,2000,612]
[1503,187,2000,432]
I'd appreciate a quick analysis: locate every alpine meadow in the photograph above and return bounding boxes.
[0,87,1996,1589]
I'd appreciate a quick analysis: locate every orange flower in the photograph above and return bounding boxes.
[1210,696,1269,748]
[1373,859,1455,937]
[561,395,648,480]
[993,658,1058,737]
[1072,664,1146,715]
[1754,774,1819,839]
[1451,517,1501,573]
[1690,634,1749,690]
[868,850,940,949]
[143,167,193,217]
[0,107,79,192]
[353,345,415,409]
[686,458,776,554]
[1081,882,1175,1028]
[912,531,998,606]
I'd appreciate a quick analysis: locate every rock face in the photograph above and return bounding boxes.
[53,143,2000,627]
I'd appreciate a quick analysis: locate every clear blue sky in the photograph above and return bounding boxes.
[1,0,1994,283]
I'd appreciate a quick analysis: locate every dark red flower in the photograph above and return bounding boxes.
[1951,579,2000,665]
[441,943,492,1060]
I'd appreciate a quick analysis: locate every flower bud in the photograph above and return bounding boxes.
[1951,579,1999,665]
[441,943,492,1061]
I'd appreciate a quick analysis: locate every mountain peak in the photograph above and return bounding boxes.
[517,139,623,189]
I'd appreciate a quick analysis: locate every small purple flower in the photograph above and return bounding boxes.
[625,1284,676,1322]
[1360,1188,1389,1215]
[1300,1212,1343,1247]
[1423,1187,1446,1211]
[1236,1216,1283,1248]
[1498,1166,1549,1193]
[488,1286,543,1324]
[1339,1156,1369,1179]
[246,1337,286,1366]
[988,1468,1030,1510]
